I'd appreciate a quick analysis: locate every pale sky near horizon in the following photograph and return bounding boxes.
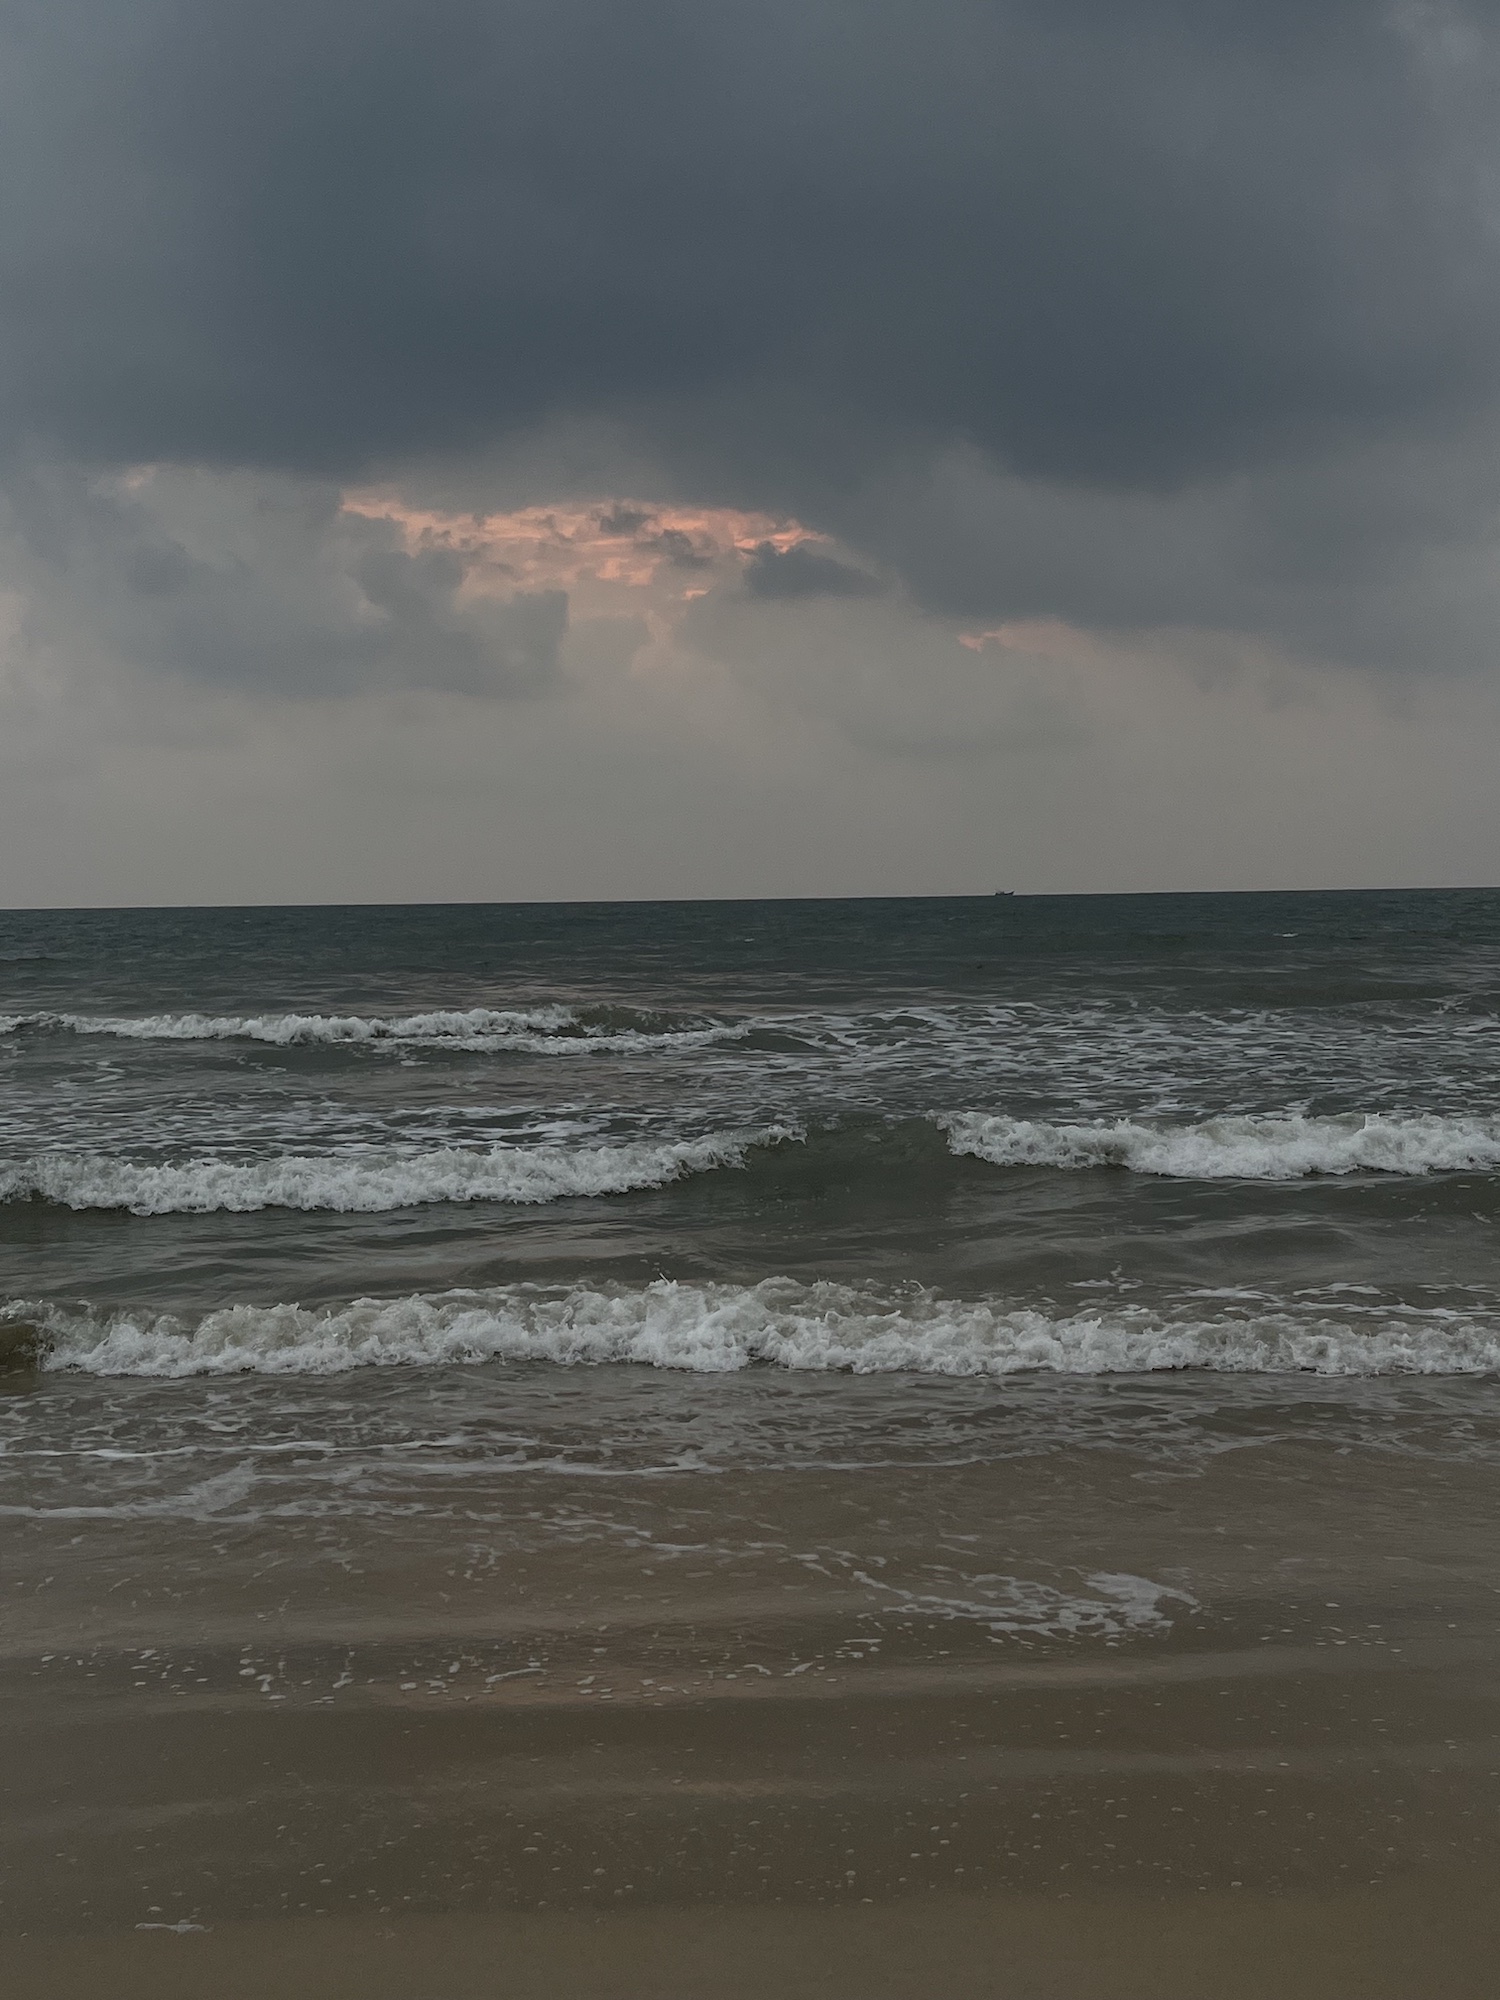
[3,2,1500,906]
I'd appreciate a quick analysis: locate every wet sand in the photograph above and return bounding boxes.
[5,1643,1497,1999]
[4,1370,1500,1996]
[7,1871,1500,2000]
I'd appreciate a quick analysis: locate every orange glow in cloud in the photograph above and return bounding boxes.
[341,492,824,595]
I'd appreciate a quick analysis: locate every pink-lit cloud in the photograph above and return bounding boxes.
[341,492,824,598]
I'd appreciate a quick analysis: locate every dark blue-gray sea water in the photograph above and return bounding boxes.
[4,890,1500,1382]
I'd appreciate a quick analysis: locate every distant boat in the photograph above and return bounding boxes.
[993,891,1015,897]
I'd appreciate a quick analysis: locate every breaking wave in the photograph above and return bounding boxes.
[5,1108,1496,1217]
[942,1110,1500,1179]
[0,1003,746,1055]
[0,1127,790,1215]
[8,1277,1500,1379]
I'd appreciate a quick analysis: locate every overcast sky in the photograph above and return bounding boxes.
[2,0,1499,905]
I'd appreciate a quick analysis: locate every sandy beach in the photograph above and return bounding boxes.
[5,1359,1498,1997]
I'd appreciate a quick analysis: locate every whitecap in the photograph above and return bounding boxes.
[25,1005,748,1056]
[12,1276,1500,1379]
[941,1109,1500,1179]
[0,1125,791,1215]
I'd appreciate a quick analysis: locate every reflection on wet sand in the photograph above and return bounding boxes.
[4,1368,1498,1999]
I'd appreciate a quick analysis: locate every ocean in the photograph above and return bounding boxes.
[4,891,1499,1997]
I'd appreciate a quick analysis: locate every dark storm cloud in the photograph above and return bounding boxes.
[742,542,884,600]
[1,1,1498,657]
[2,1,1495,480]
[646,527,714,570]
[595,506,654,538]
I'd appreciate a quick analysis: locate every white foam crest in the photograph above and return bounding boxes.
[850,1567,1195,1639]
[14,1277,1500,1379]
[942,1109,1500,1179]
[0,1128,786,1216]
[28,1006,746,1055]
[65,1003,580,1044]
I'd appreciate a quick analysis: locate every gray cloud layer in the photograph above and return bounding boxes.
[3,466,565,694]
[1,1,1499,673]
[742,542,883,600]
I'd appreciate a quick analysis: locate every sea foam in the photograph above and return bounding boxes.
[942,1109,1500,1179]
[0,1128,787,1215]
[10,1277,1500,1378]
[3,1005,745,1055]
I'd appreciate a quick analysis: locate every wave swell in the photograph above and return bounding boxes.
[942,1110,1500,1179]
[0,1128,787,1216]
[5,1108,1495,1215]
[0,1004,745,1055]
[9,1278,1499,1379]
